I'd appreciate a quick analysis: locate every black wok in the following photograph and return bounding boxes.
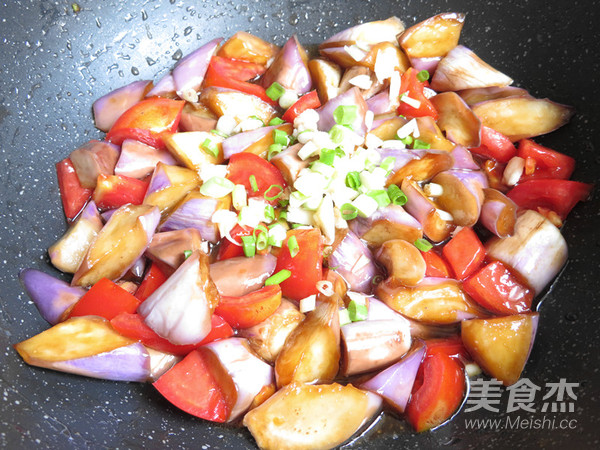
[0,1,598,448]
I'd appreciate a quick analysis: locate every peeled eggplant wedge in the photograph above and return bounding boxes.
[398,12,465,58]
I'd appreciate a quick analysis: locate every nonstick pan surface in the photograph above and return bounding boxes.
[0,1,598,448]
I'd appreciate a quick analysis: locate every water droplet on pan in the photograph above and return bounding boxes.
[184,26,192,36]
[141,10,148,21]
[131,67,139,75]
[146,57,156,66]
[172,49,183,61]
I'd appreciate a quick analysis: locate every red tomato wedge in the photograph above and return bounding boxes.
[421,250,451,278]
[110,313,233,356]
[405,351,465,432]
[68,278,141,320]
[517,139,576,180]
[462,261,533,315]
[56,158,93,222]
[93,174,149,211]
[203,63,276,106]
[215,285,282,329]
[226,152,287,205]
[470,126,517,163]
[135,263,169,301]
[208,56,266,82]
[275,228,323,301]
[507,179,592,220]
[281,90,321,123]
[106,98,184,149]
[442,227,485,280]
[397,68,438,120]
[424,337,470,362]
[153,349,237,422]
[217,224,256,260]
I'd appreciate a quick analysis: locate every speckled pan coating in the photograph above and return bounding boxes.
[0,1,598,449]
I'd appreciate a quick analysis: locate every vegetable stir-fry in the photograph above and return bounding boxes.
[15,12,592,449]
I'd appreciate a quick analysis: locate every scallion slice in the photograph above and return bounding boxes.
[367,189,391,208]
[412,139,431,149]
[249,174,259,192]
[399,135,413,146]
[341,203,358,220]
[201,138,219,157]
[380,156,396,173]
[264,184,284,202]
[241,235,256,257]
[345,171,361,189]
[417,70,430,82]
[256,231,268,251]
[287,235,299,258]
[339,308,351,327]
[414,238,433,252]
[269,117,285,126]
[264,205,275,222]
[268,143,283,160]
[387,184,407,206]
[210,129,228,138]
[265,269,292,286]
[333,104,358,126]
[273,129,289,146]
[348,300,368,322]
[319,148,336,166]
[329,125,345,144]
[183,250,192,259]
[266,82,285,101]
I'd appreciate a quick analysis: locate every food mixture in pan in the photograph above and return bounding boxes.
[15,13,592,449]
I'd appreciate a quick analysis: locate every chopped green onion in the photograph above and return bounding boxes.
[183,250,192,259]
[264,205,275,222]
[273,129,289,146]
[345,171,361,190]
[267,143,283,160]
[265,269,292,286]
[249,174,259,192]
[278,199,289,208]
[340,203,358,220]
[211,129,228,138]
[367,189,391,208]
[387,184,407,206]
[291,223,303,229]
[201,138,219,157]
[256,231,268,251]
[319,148,336,166]
[287,235,300,258]
[339,308,351,327]
[249,115,265,125]
[264,184,284,202]
[199,176,235,198]
[417,70,430,82]
[266,82,285,101]
[399,135,413,146]
[278,210,287,220]
[380,156,396,173]
[413,139,431,149]
[334,147,345,157]
[241,235,256,257]
[329,125,345,144]
[269,117,285,126]
[333,105,358,126]
[348,300,368,322]
[414,238,433,252]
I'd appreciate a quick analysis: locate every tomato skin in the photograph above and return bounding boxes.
[68,278,141,320]
[506,179,592,220]
[106,98,184,149]
[424,337,470,362]
[405,351,465,432]
[281,90,321,123]
[56,158,93,222]
[517,139,576,181]
[153,349,236,422]
[442,227,486,280]
[462,261,533,315]
[135,263,169,301]
[470,126,517,163]
[110,313,233,356]
[421,250,451,278]
[93,174,149,210]
[226,152,287,205]
[208,56,266,82]
[217,224,256,260]
[397,68,438,120]
[275,228,323,301]
[203,63,276,106]
[216,285,282,329]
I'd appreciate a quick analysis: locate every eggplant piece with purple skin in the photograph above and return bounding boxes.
[143,162,200,219]
[340,299,412,377]
[69,140,120,189]
[93,80,152,132]
[409,56,441,75]
[479,188,517,238]
[431,45,514,92]
[398,12,465,59]
[471,96,575,142]
[200,86,277,124]
[450,145,479,170]
[178,103,218,132]
[160,191,230,242]
[146,228,205,274]
[350,204,423,247]
[328,230,381,294]
[172,38,222,94]
[261,35,312,95]
[203,338,274,422]
[209,254,277,297]
[48,200,103,274]
[115,139,177,179]
[18,269,85,325]
[457,86,529,106]
[486,209,567,294]
[72,204,160,287]
[431,169,488,227]
[222,125,279,160]
[386,150,454,187]
[145,73,176,98]
[14,316,150,382]
[317,87,368,136]
[138,251,219,345]
[366,90,398,116]
[269,143,310,185]
[360,343,426,413]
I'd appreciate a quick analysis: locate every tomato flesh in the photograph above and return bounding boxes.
[442,227,486,280]
[226,152,287,205]
[215,284,282,329]
[56,158,93,222]
[68,278,141,320]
